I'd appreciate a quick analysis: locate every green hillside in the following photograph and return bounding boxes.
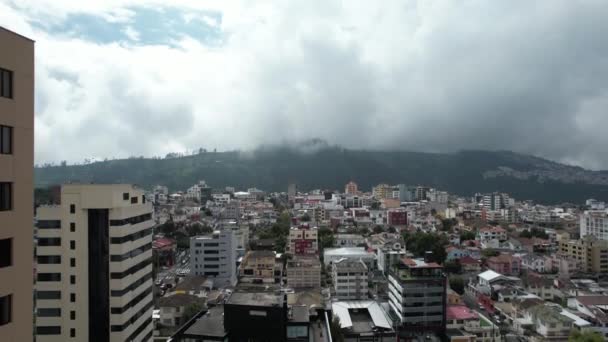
[34,147,608,204]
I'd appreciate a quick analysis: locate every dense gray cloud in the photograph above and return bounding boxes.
[2,0,608,169]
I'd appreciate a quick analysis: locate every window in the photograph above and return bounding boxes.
[70,222,75,232]
[70,258,76,267]
[38,238,61,246]
[37,308,61,317]
[36,326,61,335]
[0,294,11,326]
[123,193,129,200]
[70,240,75,249]
[70,311,75,320]
[142,195,146,203]
[36,291,61,300]
[0,68,12,99]
[0,238,11,268]
[37,255,61,264]
[0,125,12,154]
[70,275,75,284]
[70,293,75,302]
[0,182,12,211]
[70,328,75,337]
[70,204,75,214]
[37,220,61,229]
[131,196,138,204]
[37,273,61,282]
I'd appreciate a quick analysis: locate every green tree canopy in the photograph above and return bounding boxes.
[569,330,603,342]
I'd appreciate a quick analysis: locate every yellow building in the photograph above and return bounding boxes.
[559,236,608,273]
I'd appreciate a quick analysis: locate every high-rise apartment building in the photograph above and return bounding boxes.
[388,258,447,338]
[35,184,154,342]
[0,26,34,342]
[580,210,608,240]
[559,236,608,273]
[190,230,237,287]
[344,181,358,195]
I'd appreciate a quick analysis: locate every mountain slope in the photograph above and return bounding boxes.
[34,148,608,204]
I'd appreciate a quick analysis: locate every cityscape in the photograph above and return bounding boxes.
[3,1,608,342]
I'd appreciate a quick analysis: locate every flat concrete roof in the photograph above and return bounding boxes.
[227,292,283,307]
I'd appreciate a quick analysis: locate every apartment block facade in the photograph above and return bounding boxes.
[35,184,154,342]
[580,210,608,241]
[285,256,321,288]
[388,258,447,337]
[332,259,368,300]
[190,230,237,287]
[286,227,318,256]
[559,237,608,273]
[0,26,34,342]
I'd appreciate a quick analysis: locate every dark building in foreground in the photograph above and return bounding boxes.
[171,291,311,342]
[388,258,447,339]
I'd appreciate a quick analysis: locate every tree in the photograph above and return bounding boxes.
[519,229,532,238]
[460,231,476,241]
[482,248,500,258]
[373,225,384,234]
[444,260,462,274]
[301,213,311,222]
[319,227,335,250]
[181,302,203,324]
[329,316,344,342]
[449,276,465,295]
[569,330,603,342]
[441,218,458,232]
[403,232,449,264]
[387,226,397,234]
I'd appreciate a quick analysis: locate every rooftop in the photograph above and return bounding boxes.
[182,305,226,338]
[401,258,442,269]
[478,270,504,282]
[227,292,284,307]
[324,247,371,256]
[332,301,393,332]
[446,305,478,321]
[158,293,205,308]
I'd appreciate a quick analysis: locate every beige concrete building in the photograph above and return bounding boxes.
[35,185,154,341]
[559,236,608,273]
[286,226,318,256]
[0,26,35,342]
[238,250,279,284]
[285,256,321,288]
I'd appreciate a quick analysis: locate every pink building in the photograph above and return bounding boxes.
[487,253,521,276]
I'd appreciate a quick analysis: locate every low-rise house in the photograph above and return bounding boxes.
[332,301,394,340]
[447,289,463,305]
[522,304,575,341]
[479,226,507,242]
[521,254,550,274]
[571,296,608,338]
[523,274,556,301]
[459,256,482,273]
[446,246,470,261]
[157,294,206,327]
[487,253,522,276]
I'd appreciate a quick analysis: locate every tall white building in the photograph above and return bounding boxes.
[35,184,154,342]
[190,230,237,287]
[580,210,608,241]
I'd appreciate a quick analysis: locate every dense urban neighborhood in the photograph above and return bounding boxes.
[32,179,608,341]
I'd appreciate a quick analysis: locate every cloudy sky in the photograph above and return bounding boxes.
[3,1,608,169]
